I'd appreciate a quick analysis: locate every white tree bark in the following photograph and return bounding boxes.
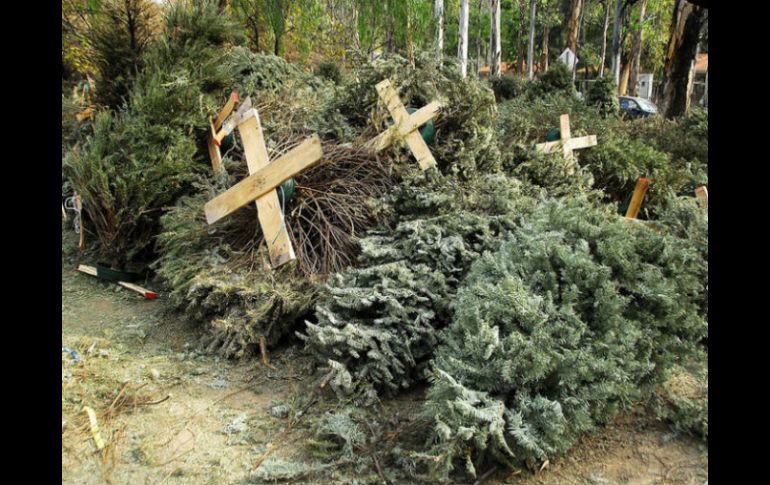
[527,0,536,79]
[599,0,610,77]
[459,0,470,78]
[434,0,444,62]
[491,0,502,77]
[610,0,624,86]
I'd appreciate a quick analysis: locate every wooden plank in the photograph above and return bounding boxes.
[536,135,597,154]
[565,135,597,151]
[241,110,295,268]
[77,264,157,299]
[364,101,442,152]
[375,80,437,170]
[77,264,98,276]
[118,281,158,299]
[204,134,323,225]
[535,140,561,153]
[404,131,438,171]
[213,91,240,131]
[559,114,571,141]
[694,185,708,210]
[625,178,651,219]
[214,97,253,145]
[559,114,575,166]
[208,120,224,173]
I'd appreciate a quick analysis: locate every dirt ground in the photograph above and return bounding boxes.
[62,232,707,485]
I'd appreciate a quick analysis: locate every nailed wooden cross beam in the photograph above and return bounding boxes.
[535,114,597,172]
[204,106,324,268]
[624,177,651,220]
[694,185,708,210]
[364,79,440,171]
[207,92,241,174]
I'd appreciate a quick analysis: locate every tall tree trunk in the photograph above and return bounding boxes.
[702,69,708,107]
[687,42,700,108]
[599,0,610,77]
[435,0,444,62]
[488,1,493,67]
[386,19,395,53]
[618,48,632,94]
[458,0,470,78]
[407,6,415,66]
[660,0,706,118]
[628,0,647,96]
[573,0,585,81]
[351,1,360,51]
[541,24,550,72]
[527,0,536,79]
[565,0,582,53]
[249,19,260,52]
[610,0,624,86]
[491,0,502,77]
[475,0,483,75]
[125,0,137,52]
[517,0,526,74]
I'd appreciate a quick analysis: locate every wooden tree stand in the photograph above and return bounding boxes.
[204,97,323,268]
[535,114,597,173]
[364,79,442,171]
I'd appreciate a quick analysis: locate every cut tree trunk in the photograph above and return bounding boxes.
[660,0,707,118]
[491,0,502,77]
[527,0,536,79]
[458,0,469,78]
[628,0,647,96]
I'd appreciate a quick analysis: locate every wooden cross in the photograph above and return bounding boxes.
[535,114,597,172]
[625,177,650,220]
[207,91,240,174]
[364,79,441,171]
[694,185,708,210]
[203,101,324,268]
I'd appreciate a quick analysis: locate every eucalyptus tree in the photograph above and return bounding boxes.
[459,0,470,77]
[660,0,707,118]
[491,0,502,77]
[526,0,536,79]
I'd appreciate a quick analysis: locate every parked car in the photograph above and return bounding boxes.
[619,96,658,119]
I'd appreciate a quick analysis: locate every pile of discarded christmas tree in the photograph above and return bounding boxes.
[62,2,707,482]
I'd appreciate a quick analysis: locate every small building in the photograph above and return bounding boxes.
[637,73,654,100]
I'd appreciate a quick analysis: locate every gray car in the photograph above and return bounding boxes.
[619,96,659,119]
